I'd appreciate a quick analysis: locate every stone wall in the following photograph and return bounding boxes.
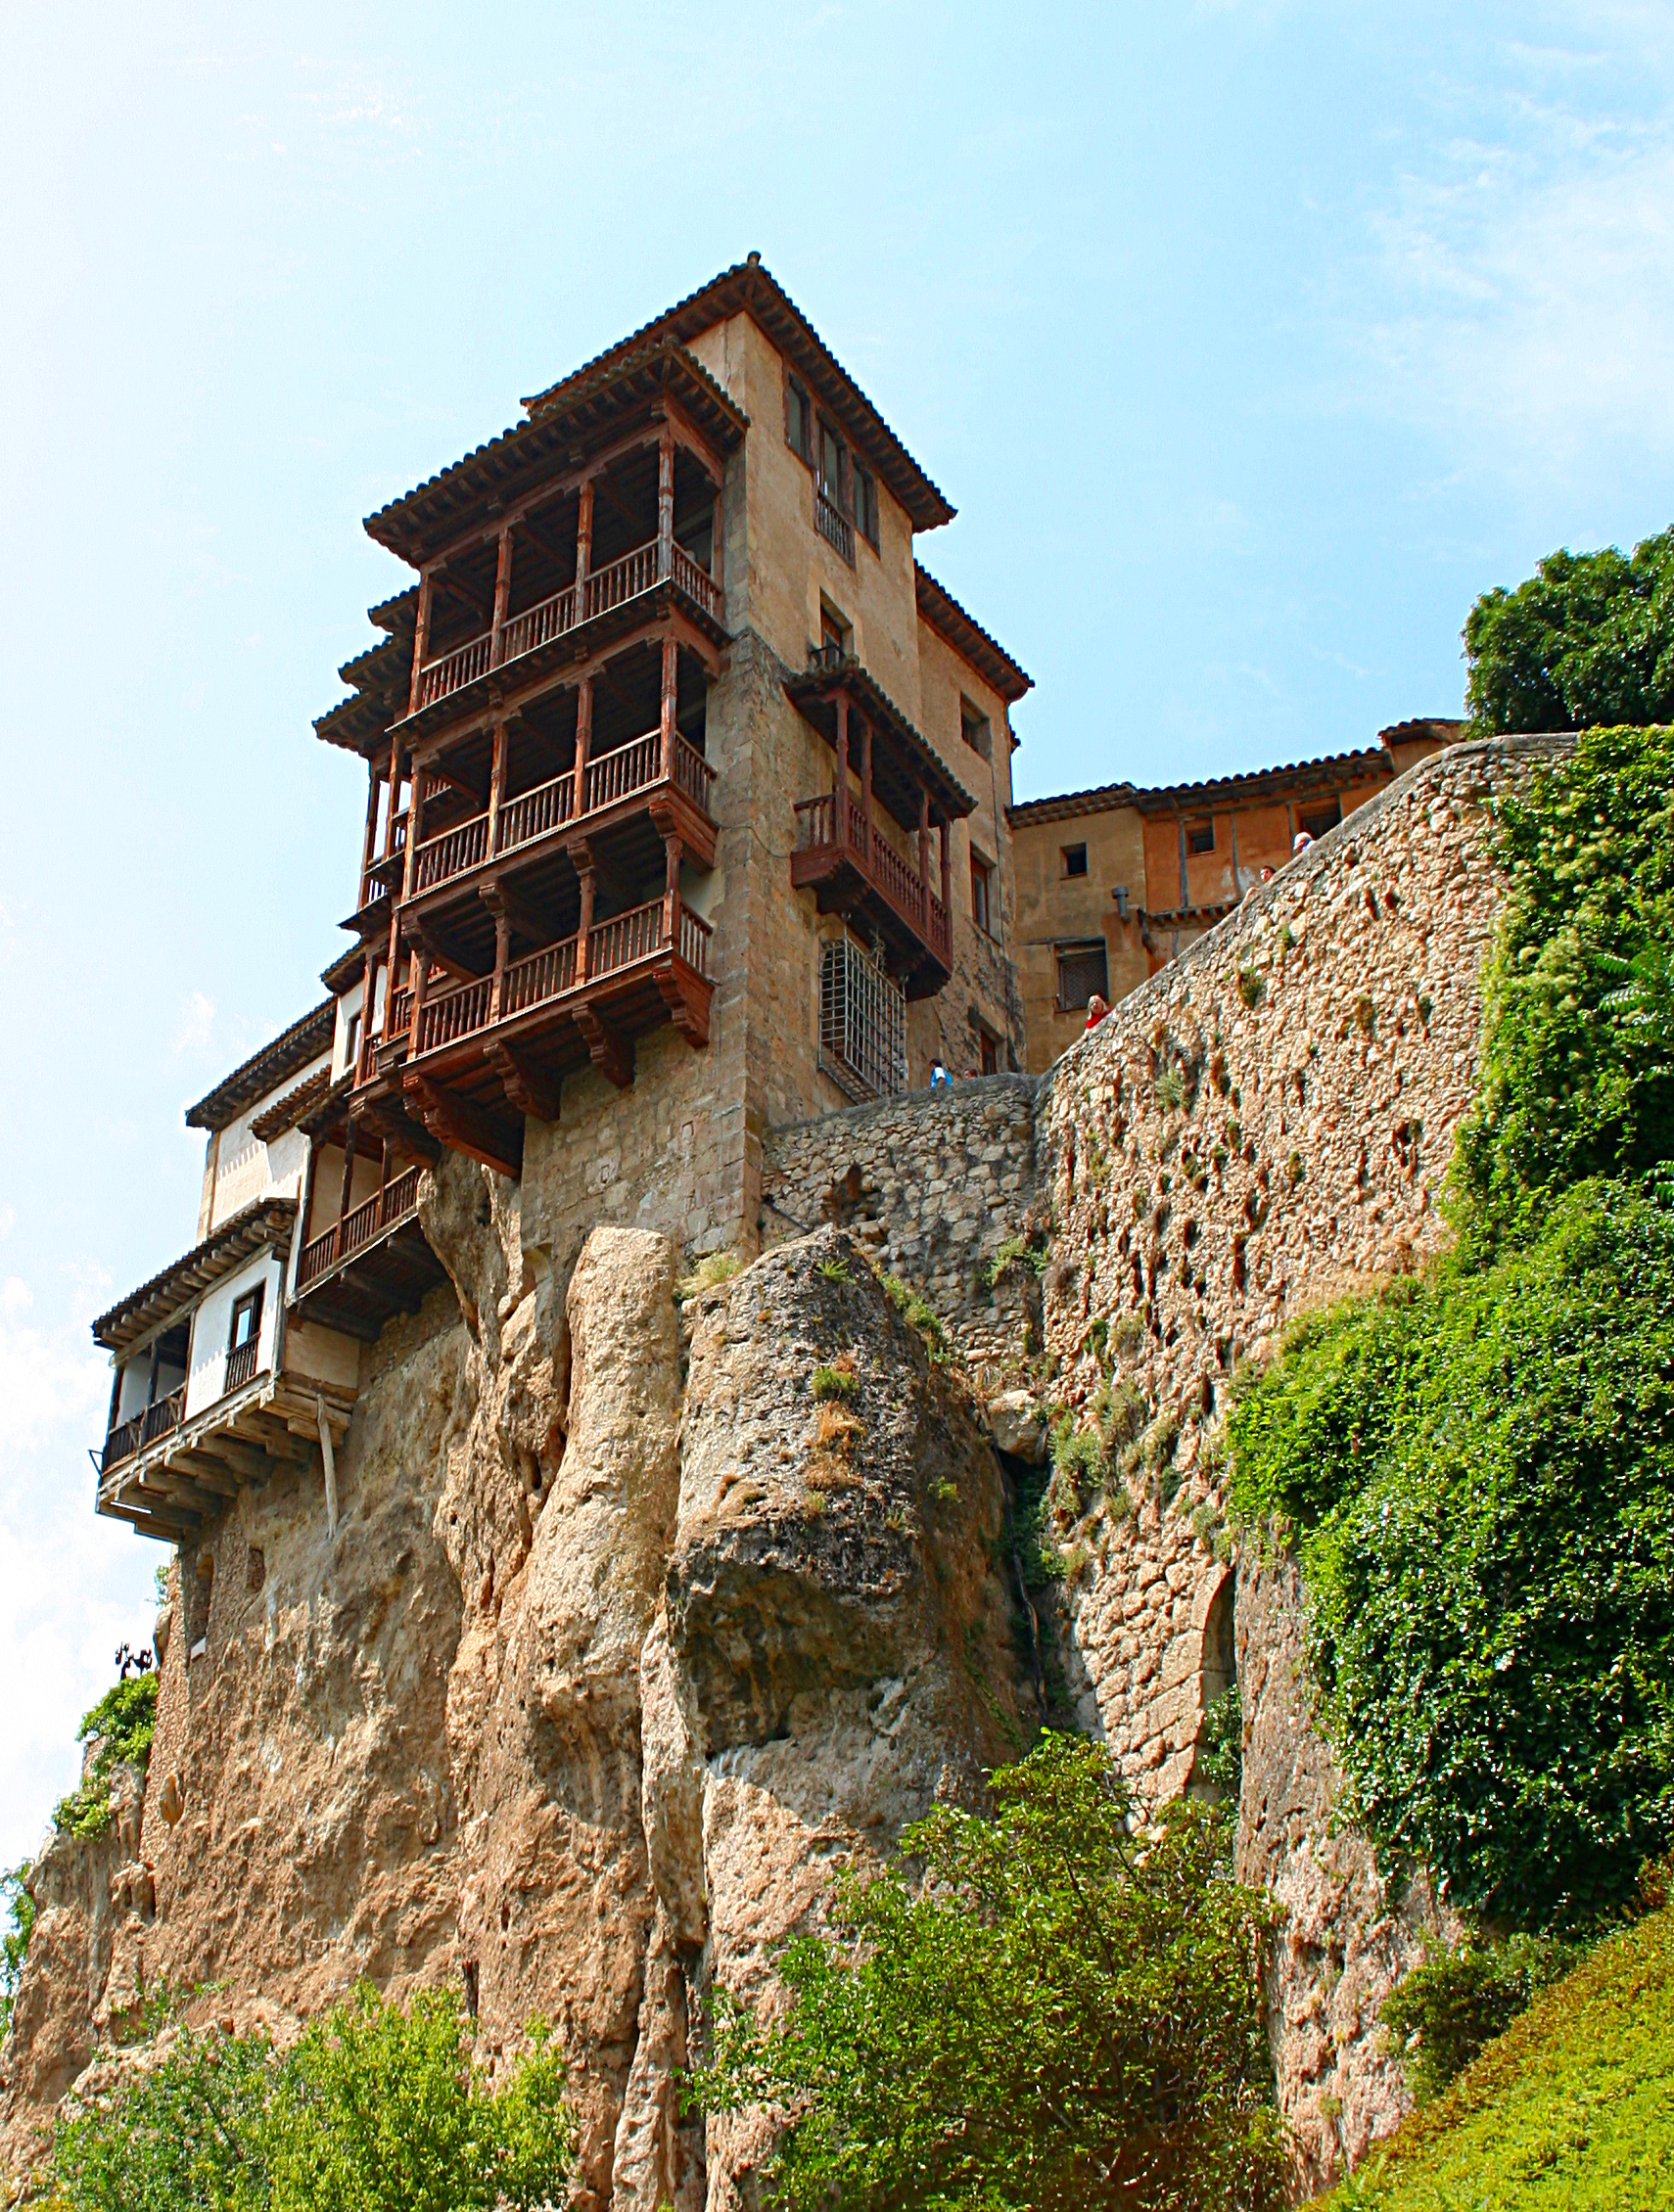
[760,1073,1039,1377]
[1030,734,1569,2185]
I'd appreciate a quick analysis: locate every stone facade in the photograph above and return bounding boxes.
[760,1073,1038,1376]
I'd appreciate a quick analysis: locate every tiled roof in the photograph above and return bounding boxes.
[1009,747,1396,829]
[184,1002,336,1132]
[913,565,1032,704]
[92,1197,298,1354]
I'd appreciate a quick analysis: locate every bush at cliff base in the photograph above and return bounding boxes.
[686,1732,1290,2212]
[1229,724,1674,1947]
[48,1982,575,2212]
[1321,1897,1674,2211]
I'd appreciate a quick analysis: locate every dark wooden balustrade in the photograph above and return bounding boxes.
[223,1339,259,1395]
[793,794,951,963]
[100,1383,187,1475]
[297,1165,424,1291]
[413,536,724,714]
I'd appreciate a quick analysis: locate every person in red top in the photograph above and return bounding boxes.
[1085,993,1110,1033]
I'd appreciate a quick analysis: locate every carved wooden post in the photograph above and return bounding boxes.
[359,761,382,909]
[384,740,405,999]
[657,423,675,579]
[664,832,683,954]
[356,951,376,1083]
[659,635,678,778]
[577,866,596,983]
[408,572,433,715]
[489,526,514,667]
[410,947,432,1054]
[404,764,427,898]
[572,678,592,821]
[489,911,511,1024]
[576,480,593,620]
[835,693,849,852]
[336,1120,358,1225]
[918,786,931,923]
[488,719,508,853]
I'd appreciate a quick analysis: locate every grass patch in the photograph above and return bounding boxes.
[675,1250,743,1302]
[1326,1902,1674,2210]
[811,1358,859,1402]
[880,1272,948,1361]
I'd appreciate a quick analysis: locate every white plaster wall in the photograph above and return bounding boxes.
[207,1054,329,1233]
[185,1251,285,1419]
[331,982,364,1081]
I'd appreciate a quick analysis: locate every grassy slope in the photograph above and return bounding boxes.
[1325,1903,1674,2211]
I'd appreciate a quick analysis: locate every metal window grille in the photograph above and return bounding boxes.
[1055,941,1109,1013]
[820,936,907,1101]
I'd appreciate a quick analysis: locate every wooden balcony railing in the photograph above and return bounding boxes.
[100,1384,188,1475]
[794,795,952,962]
[413,536,724,714]
[405,733,718,897]
[814,484,855,566]
[223,1338,259,1395]
[297,1165,424,1291]
[411,895,713,1059]
[385,987,413,1045]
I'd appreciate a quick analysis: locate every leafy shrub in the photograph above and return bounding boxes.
[1048,1418,1104,1514]
[52,1983,576,2212]
[1378,1935,1582,2106]
[686,1733,1288,2212]
[986,1233,1049,1288]
[1237,966,1264,1009]
[55,1671,159,1838]
[1154,1063,1187,1113]
[1197,1686,1242,1801]
[0,1866,33,2043]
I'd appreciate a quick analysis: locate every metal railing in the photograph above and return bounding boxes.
[814,484,855,566]
[297,1166,424,1291]
[820,935,907,1100]
[413,535,724,714]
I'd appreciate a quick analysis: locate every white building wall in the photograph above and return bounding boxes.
[185,1250,285,1419]
[206,1052,329,1234]
[331,982,365,1082]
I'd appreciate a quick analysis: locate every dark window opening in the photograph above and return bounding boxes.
[786,373,812,463]
[978,1029,1000,1077]
[225,1283,264,1394]
[820,603,851,657]
[1299,798,1343,841]
[854,462,878,547]
[1186,818,1216,855]
[1062,843,1088,879]
[344,1008,362,1074]
[970,852,994,937]
[819,418,845,501]
[1056,941,1109,1013]
[960,699,992,760]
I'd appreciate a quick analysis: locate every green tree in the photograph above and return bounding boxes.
[55,1669,159,1838]
[50,1985,576,2212]
[1464,530,1674,736]
[686,1733,1288,2212]
[0,1864,35,2042]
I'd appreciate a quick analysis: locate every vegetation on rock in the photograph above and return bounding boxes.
[49,1983,575,2212]
[1231,724,1674,1941]
[0,1864,33,2043]
[54,1668,159,1839]
[1325,1900,1674,2210]
[686,1732,1288,2211]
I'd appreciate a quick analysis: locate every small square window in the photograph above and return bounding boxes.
[970,851,994,937]
[960,699,992,760]
[979,1029,1000,1077]
[1186,818,1216,855]
[1062,843,1088,879]
[1299,799,1343,841]
[229,1285,263,1354]
[820,603,851,658]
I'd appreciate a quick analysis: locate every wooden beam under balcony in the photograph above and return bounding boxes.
[404,1075,524,1179]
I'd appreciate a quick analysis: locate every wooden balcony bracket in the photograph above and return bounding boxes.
[572,1002,635,1090]
[403,1074,524,1180]
[486,1041,561,1124]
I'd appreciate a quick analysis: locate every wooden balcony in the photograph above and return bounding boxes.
[400,892,714,1171]
[407,538,724,727]
[292,1164,448,1341]
[408,729,717,902]
[792,794,952,999]
[100,1385,187,1475]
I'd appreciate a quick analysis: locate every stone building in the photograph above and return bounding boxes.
[1007,718,1459,1072]
[90,255,1033,1544]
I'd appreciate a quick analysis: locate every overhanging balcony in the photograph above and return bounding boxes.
[793,795,952,998]
[409,728,717,901]
[292,1163,449,1341]
[405,538,723,730]
[101,1386,187,1475]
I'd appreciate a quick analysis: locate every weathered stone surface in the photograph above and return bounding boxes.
[985,1387,1047,1461]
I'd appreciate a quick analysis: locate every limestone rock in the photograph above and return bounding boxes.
[985,1387,1047,1461]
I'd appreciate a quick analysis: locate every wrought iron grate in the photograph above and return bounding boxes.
[819,935,907,1102]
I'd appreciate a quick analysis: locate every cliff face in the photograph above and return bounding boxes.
[0,1211,1024,2208]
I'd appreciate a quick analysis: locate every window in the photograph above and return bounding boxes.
[978,1028,1000,1077]
[786,373,812,463]
[1055,940,1109,1013]
[1186,818,1216,855]
[344,1007,362,1076]
[854,462,878,547]
[820,603,851,658]
[960,699,992,760]
[1061,843,1089,879]
[819,935,907,1101]
[819,419,845,500]
[1299,798,1343,841]
[970,851,994,937]
[225,1283,264,1393]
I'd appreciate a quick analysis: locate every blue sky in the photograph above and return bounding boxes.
[2,0,1671,1867]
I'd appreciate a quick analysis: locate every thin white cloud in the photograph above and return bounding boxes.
[0,1206,16,1242]
[173,989,216,1054]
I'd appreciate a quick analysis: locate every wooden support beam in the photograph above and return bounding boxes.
[657,425,675,579]
[480,878,547,947]
[407,576,433,716]
[659,634,677,777]
[489,525,514,668]
[575,479,593,599]
[836,693,850,849]
[572,1001,635,1090]
[486,1041,562,1124]
[571,676,592,821]
[487,719,508,856]
[402,1075,523,1179]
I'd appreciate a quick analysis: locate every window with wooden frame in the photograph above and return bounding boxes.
[1055,940,1109,1013]
[977,1026,1000,1077]
[820,600,852,658]
[1186,818,1216,855]
[818,417,845,503]
[960,699,992,760]
[1061,842,1089,879]
[225,1283,264,1392]
[785,372,813,464]
[1298,798,1343,841]
[344,1007,362,1077]
[853,462,879,548]
[970,850,995,938]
